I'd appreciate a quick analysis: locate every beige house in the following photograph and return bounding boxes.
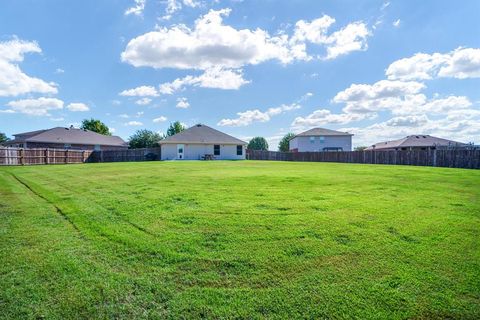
[289,127,353,152]
[4,126,127,150]
[159,124,247,160]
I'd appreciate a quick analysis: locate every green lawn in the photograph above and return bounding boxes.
[0,161,479,319]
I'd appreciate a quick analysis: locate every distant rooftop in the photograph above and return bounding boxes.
[367,135,466,150]
[160,124,247,145]
[294,127,353,137]
[10,127,127,146]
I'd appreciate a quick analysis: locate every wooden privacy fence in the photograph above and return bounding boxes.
[0,147,162,165]
[246,149,480,169]
[0,148,94,165]
[87,147,162,163]
[2,147,479,169]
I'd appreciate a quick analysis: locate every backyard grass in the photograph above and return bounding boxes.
[0,161,479,319]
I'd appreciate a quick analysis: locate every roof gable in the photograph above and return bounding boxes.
[295,127,353,137]
[368,135,466,150]
[160,124,247,145]
[16,127,127,146]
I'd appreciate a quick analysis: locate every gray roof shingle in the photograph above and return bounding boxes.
[295,127,353,137]
[12,127,127,146]
[160,124,247,145]
[366,135,466,150]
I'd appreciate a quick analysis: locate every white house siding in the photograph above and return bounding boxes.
[289,135,352,152]
[289,137,298,150]
[161,143,245,160]
[160,144,176,160]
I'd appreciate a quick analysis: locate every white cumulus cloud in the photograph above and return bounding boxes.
[125,121,143,126]
[386,47,480,80]
[333,80,425,114]
[291,15,370,60]
[153,116,167,123]
[159,67,249,93]
[0,39,58,97]
[384,115,428,127]
[166,0,199,15]
[120,85,158,97]
[343,110,480,147]
[66,102,89,112]
[291,79,477,131]
[125,0,146,16]
[135,97,152,105]
[122,9,301,70]
[292,109,368,128]
[291,15,336,44]
[6,97,64,116]
[322,21,370,60]
[122,9,371,72]
[218,103,300,127]
[176,97,190,108]
[437,48,480,79]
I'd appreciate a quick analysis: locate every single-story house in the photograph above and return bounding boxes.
[159,124,247,160]
[3,126,127,150]
[366,135,467,151]
[289,127,353,152]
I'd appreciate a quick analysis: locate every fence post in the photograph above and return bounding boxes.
[20,148,24,165]
[65,150,68,164]
[45,148,49,164]
[433,149,437,167]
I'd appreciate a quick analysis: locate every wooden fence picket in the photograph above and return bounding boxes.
[1,146,478,169]
[245,149,480,169]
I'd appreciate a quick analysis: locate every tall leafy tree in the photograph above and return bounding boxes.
[0,132,10,144]
[80,119,111,136]
[166,121,186,136]
[128,129,164,149]
[247,137,269,151]
[278,133,295,152]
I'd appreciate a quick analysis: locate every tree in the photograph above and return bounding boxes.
[0,132,10,144]
[128,129,164,149]
[278,133,295,152]
[80,118,111,136]
[166,121,186,136]
[354,146,368,151]
[248,137,269,151]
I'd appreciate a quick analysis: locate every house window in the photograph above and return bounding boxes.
[319,136,325,143]
[236,145,243,155]
[310,137,315,143]
[64,143,71,149]
[214,145,220,155]
[94,144,101,151]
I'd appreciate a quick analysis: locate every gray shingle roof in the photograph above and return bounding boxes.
[366,135,466,150]
[15,129,49,137]
[12,127,127,146]
[295,127,353,137]
[160,124,247,145]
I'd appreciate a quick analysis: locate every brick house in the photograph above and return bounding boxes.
[3,126,127,150]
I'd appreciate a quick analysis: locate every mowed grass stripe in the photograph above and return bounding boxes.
[1,161,479,319]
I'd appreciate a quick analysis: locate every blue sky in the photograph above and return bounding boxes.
[1,0,479,149]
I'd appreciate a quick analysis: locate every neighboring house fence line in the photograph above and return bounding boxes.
[0,147,161,165]
[246,149,480,169]
[1,147,479,169]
